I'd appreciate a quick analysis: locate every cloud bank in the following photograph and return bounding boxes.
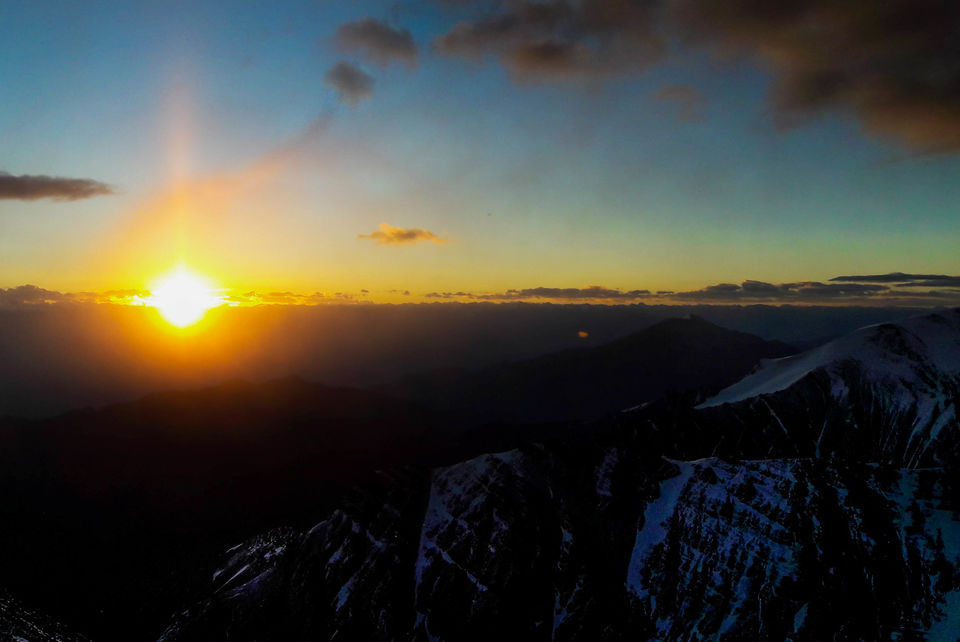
[0,171,115,201]
[4,272,958,309]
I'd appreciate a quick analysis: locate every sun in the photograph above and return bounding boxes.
[148,266,222,328]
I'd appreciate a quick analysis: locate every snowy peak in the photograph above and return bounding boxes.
[700,308,960,409]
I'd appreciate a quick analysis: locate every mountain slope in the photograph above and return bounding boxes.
[159,309,960,641]
[384,316,796,424]
[0,591,89,642]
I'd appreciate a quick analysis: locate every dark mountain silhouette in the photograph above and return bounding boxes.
[382,316,796,424]
[158,309,960,641]
[0,317,792,640]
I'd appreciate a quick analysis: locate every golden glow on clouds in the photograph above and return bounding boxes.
[148,266,223,327]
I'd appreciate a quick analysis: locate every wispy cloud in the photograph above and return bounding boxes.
[358,223,446,245]
[325,62,375,106]
[335,18,418,67]
[0,171,115,201]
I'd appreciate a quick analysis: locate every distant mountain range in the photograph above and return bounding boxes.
[0,316,794,640]
[381,315,796,424]
[156,309,960,641]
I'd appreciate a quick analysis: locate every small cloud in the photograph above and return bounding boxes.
[358,223,447,245]
[325,62,375,106]
[335,18,418,67]
[652,84,706,122]
[0,171,115,201]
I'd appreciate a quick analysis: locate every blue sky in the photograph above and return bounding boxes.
[1,0,958,302]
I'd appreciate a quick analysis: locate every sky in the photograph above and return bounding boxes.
[1,0,959,306]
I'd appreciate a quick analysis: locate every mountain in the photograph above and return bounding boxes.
[0,591,89,642]
[0,378,443,641]
[159,309,960,641]
[382,316,796,424]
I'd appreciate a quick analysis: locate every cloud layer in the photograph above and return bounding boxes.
[4,272,959,308]
[358,223,446,245]
[325,62,375,106]
[335,18,418,67]
[0,171,115,201]
[430,0,960,152]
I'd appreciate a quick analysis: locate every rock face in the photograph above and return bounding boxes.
[159,309,960,641]
[0,591,89,642]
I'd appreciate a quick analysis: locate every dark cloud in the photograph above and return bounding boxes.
[477,285,651,300]
[0,171,115,201]
[831,272,958,284]
[434,0,960,152]
[669,0,960,152]
[653,84,705,122]
[358,223,446,245]
[433,0,664,80]
[325,62,375,106]
[672,280,893,301]
[335,18,418,67]
[898,279,960,288]
[0,285,70,307]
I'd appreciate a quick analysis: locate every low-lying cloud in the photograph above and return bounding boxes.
[4,271,959,309]
[831,273,960,288]
[0,171,115,201]
[475,285,651,301]
[358,223,446,245]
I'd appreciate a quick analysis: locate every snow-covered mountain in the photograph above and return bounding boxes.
[158,309,960,641]
[0,592,89,642]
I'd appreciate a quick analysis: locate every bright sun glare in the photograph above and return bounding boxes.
[148,267,222,328]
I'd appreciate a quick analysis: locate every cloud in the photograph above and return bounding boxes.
[481,285,650,300]
[671,0,960,152]
[830,272,960,287]
[653,84,706,122]
[0,285,151,307]
[424,285,651,301]
[325,62,375,106]
[433,0,664,80]
[672,280,893,301]
[0,285,71,307]
[335,18,418,67]
[358,223,446,245]
[434,0,960,152]
[0,171,115,201]
[897,278,960,288]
